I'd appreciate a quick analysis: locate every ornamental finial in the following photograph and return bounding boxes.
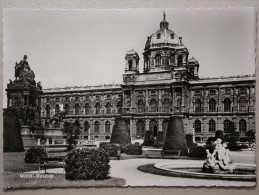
[162,10,166,20]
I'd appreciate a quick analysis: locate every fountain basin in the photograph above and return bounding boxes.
[154,162,256,181]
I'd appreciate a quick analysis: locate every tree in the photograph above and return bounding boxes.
[246,130,255,146]
[63,120,82,151]
[224,121,240,142]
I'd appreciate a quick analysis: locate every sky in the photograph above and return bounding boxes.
[2,8,256,107]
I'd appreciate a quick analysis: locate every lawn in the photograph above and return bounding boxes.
[3,152,126,189]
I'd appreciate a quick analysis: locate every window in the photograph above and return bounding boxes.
[224,120,231,132]
[106,103,112,114]
[162,99,170,112]
[239,88,247,94]
[84,121,90,133]
[239,119,247,132]
[106,95,111,100]
[85,103,90,115]
[117,102,122,114]
[75,104,80,115]
[46,97,50,103]
[170,55,174,65]
[157,33,161,39]
[194,90,202,96]
[137,99,145,113]
[128,60,133,70]
[65,96,70,102]
[209,90,216,95]
[46,105,50,117]
[165,57,169,66]
[105,121,110,133]
[209,120,216,132]
[177,55,183,66]
[95,103,101,114]
[64,104,70,115]
[55,104,60,114]
[155,55,161,66]
[225,88,231,94]
[45,121,49,128]
[170,33,174,39]
[239,97,247,111]
[194,99,202,112]
[55,97,60,102]
[136,120,145,138]
[209,98,216,112]
[150,99,158,112]
[149,120,158,137]
[94,121,100,133]
[177,99,181,108]
[175,88,182,96]
[162,119,169,134]
[224,98,231,112]
[75,96,80,101]
[194,120,201,133]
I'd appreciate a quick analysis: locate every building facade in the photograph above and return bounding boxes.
[40,14,255,142]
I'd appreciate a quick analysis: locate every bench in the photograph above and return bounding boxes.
[39,157,65,174]
[161,150,181,159]
[145,149,162,159]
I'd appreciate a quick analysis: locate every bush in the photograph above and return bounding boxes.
[124,144,142,155]
[189,146,207,158]
[100,143,120,157]
[99,142,110,148]
[65,148,110,180]
[240,144,248,149]
[228,137,240,151]
[186,134,194,148]
[206,137,216,145]
[110,118,131,146]
[24,146,48,163]
[215,130,225,143]
[153,141,164,148]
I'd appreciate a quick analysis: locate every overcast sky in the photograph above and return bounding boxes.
[3,8,256,106]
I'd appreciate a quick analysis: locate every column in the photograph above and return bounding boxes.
[158,119,162,132]
[158,90,162,112]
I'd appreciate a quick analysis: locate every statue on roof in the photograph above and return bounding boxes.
[14,55,35,83]
[162,10,166,20]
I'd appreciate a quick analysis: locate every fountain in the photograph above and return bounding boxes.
[139,138,256,181]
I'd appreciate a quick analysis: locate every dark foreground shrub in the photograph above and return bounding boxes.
[215,130,225,143]
[143,131,154,146]
[189,146,207,158]
[100,143,120,157]
[65,148,110,180]
[228,137,240,151]
[206,137,216,145]
[240,144,248,149]
[24,146,48,163]
[186,134,195,148]
[124,144,142,155]
[153,141,164,148]
[99,142,110,148]
[110,118,131,146]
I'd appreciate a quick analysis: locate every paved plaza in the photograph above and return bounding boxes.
[26,150,256,187]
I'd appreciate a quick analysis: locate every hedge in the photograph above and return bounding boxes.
[124,144,142,155]
[110,118,131,146]
[100,143,120,157]
[189,146,207,158]
[65,148,110,180]
[153,141,164,148]
[24,146,48,163]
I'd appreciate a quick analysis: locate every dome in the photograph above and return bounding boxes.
[188,56,198,62]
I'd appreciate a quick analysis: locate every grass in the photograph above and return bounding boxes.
[3,152,126,189]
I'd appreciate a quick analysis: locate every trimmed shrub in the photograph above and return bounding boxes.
[228,137,240,151]
[163,117,188,156]
[153,141,164,148]
[157,132,164,142]
[189,146,207,158]
[65,148,110,180]
[124,144,142,155]
[25,146,48,163]
[99,142,110,148]
[186,134,195,148]
[215,130,225,143]
[110,118,131,146]
[143,131,154,146]
[240,144,248,149]
[206,137,216,145]
[100,143,120,157]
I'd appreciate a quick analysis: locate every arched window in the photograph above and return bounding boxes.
[75,104,80,115]
[64,104,70,115]
[194,99,202,112]
[209,98,216,112]
[224,98,231,112]
[128,60,133,70]
[54,121,59,128]
[137,99,145,113]
[177,55,183,66]
[45,120,49,128]
[84,121,90,133]
[165,57,169,66]
[105,121,110,133]
[155,54,161,66]
[106,103,112,114]
[224,120,231,132]
[95,103,101,115]
[85,103,90,115]
[55,104,60,114]
[117,102,122,114]
[136,120,145,138]
[177,99,181,108]
[209,120,216,132]
[239,97,247,111]
[149,120,158,137]
[46,105,50,117]
[162,99,170,112]
[194,120,201,133]
[94,121,100,133]
[239,119,247,132]
[150,99,158,112]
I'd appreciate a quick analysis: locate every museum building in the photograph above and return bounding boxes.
[40,14,255,142]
